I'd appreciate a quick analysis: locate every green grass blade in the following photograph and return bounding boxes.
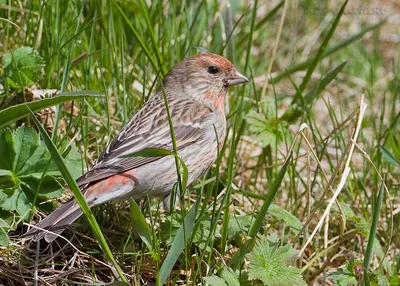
[27,107,127,283]
[0,91,102,128]
[229,153,292,266]
[281,61,347,122]
[159,198,199,285]
[294,0,349,102]
[115,2,160,76]
[137,0,167,74]
[363,181,385,284]
[243,0,258,74]
[271,18,385,84]
[129,200,158,260]
[122,147,175,158]
[379,145,400,167]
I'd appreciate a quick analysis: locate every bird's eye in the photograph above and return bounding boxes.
[207,66,219,74]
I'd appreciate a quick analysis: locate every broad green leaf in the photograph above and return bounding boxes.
[203,275,227,286]
[0,128,81,218]
[328,268,358,286]
[28,107,128,282]
[0,129,16,170]
[0,169,19,189]
[203,267,243,286]
[268,204,302,234]
[0,228,8,246]
[245,108,284,149]
[0,91,103,128]
[2,47,45,90]
[13,127,39,173]
[227,214,253,240]
[0,187,31,219]
[220,267,240,286]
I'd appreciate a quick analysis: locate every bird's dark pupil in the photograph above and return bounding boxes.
[208,66,219,74]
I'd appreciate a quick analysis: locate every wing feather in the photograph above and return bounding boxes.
[76,93,216,187]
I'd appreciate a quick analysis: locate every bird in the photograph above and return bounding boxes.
[22,52,249,242]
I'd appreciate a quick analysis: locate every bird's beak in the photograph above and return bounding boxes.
[227,70,249,87]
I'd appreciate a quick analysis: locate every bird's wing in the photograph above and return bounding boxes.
[76,93,217,187]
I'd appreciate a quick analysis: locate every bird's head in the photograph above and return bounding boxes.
[162,53,248,110]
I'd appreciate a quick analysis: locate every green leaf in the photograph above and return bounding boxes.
[0,169,19,189]
[192,219,211,252]
[203,267,243,286]
[268,204,302,234]
[228,214,253,240]
[328,268,358,286]
[0,187,31,219]
[203,275,228,286]
[0,91,103,128]
[27,107,128,282]
[281,61,347,123]
[0,228,9,246]
[2,47,45,90]
[129,200,158,260]
[332,202,356,220]
[271,4,384,85]
[246,236,306,286]
[245,108,284,149]
[159,199,198,285]
[379,145,400,167]
[229,154,292,266]
[220,267,241,286]
[0,128,81,218]
[363,182,385,283]
[13,127,39,173]
[0,129,16,170]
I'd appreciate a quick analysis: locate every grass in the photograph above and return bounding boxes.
[0,0,399,285]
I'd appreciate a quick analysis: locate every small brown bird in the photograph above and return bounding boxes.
[23,53,249,242]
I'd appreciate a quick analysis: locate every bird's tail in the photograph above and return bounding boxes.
[21,200,83,243]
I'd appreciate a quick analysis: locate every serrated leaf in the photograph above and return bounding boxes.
[0,127,81,218]
[192,220,211,251]
[268,204,302,234]
[228,214,253,240]
[332,202,356,220]
[245,108,284,149]
[246,237,306,286]
[203,275,227,286]
[220,267,240,286]
[203,267,241,286]
[328,268,358,286]
[0,187,31,218]
[2,46,45,90]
